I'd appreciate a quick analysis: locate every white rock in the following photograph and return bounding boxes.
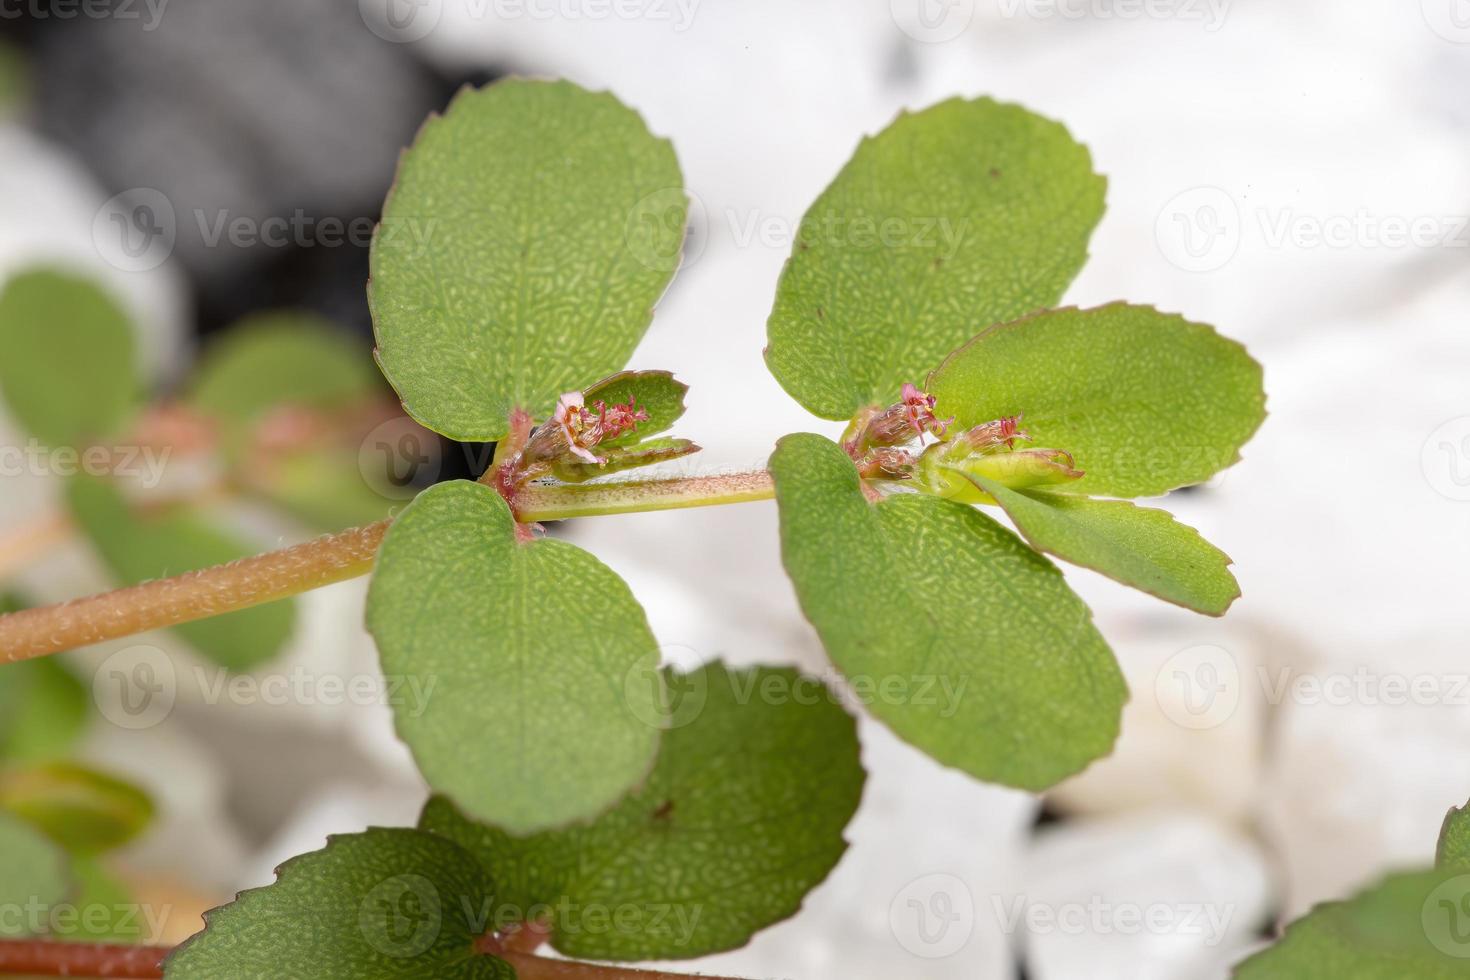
[1018,811,1272,980]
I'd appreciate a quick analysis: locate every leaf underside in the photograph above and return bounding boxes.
[419,662,866,961]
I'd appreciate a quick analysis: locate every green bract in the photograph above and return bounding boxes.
[580,370,688,448]
[765,97,1105,419]
[66,476,294,671]
[771,433,1126,789]
[0,268,138,447]
[164,828,513,979]
[419,663,865,961]
[365,480,662,834]
[369,79,687,441]
[0,811,69,937]
[927,304,1266,497]
[0,619,87,763]
[969,478,1239,616]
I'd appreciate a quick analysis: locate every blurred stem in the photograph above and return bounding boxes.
[0,939,744,979]
[0,469,774,662]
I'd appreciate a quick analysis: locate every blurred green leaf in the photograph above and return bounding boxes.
[54,858,137,943]
[190,311,378,449]
[927,304,1266,497]
[164,828,512,979]
[970,478,1239,615]
[1234,870,1470,979]
[420,662,865,961]
[66,475,294,671]
[366,480,661,834]
[0,761,153,854]
[771,433,1125,790]
[0,661,88,765]
[370,79,687,442]
[0,268,138,447]
[0,811,70,937]
[765,97,1105,420]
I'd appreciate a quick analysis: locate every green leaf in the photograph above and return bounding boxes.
[366,480,661,834]
[66,476,294,671]
[0,811,70,937]
[370,79,687,442]
[0,600,88,762]
[0,762,153,854]
[770,433,1125,790]
[1438,803,1470,873]
[968,478,1239,615]
[190,311,379,446]
[764,96,1105,420]
[927,303,1267,497]
[0,268,138,446]
[419,662,865,961]
[163,828,512,979]
[1233,870,1470,979]
[580,371,688,448]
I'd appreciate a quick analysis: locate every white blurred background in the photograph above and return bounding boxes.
[2,1,1469,976]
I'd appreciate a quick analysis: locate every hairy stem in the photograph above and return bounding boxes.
[0,939,744,980]
[0,521,388,663]
[0,470,774,662]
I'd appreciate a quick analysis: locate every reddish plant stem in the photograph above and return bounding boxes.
[0,939,744,980]
[0,940,167,978]
[0,521,388,663]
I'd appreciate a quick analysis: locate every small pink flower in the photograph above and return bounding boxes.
[554,392,603,464]
[900,382,953,439]
[961,413,1029,452]
[593,399,650,443]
